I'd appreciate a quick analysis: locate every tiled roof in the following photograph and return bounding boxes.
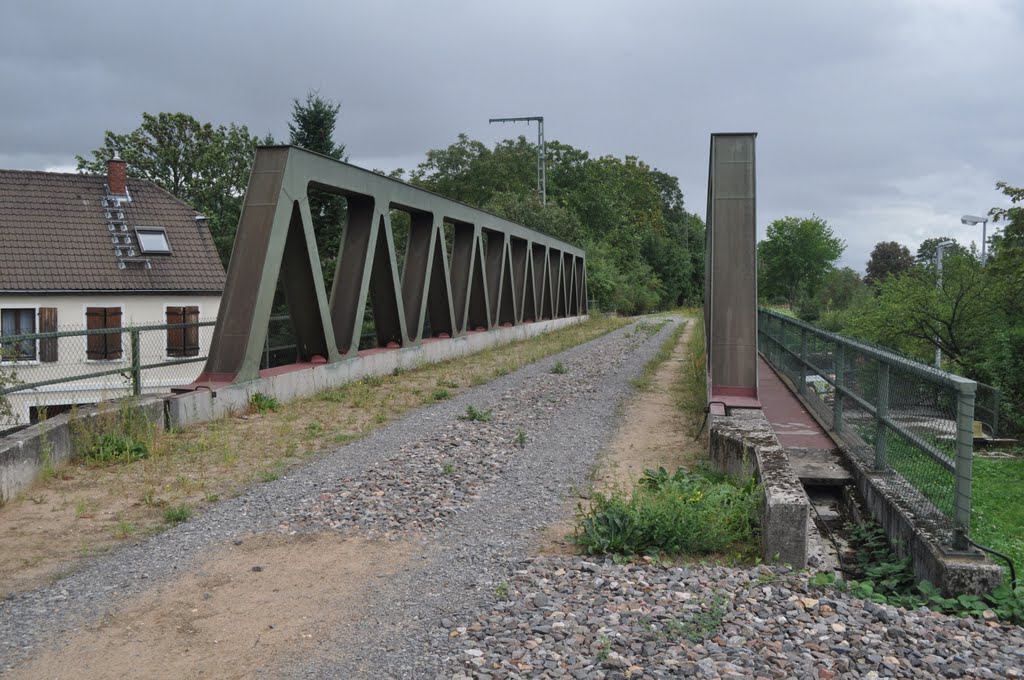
[0,170,226,293]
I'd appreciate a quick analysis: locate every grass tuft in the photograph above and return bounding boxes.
[462,405,493,422]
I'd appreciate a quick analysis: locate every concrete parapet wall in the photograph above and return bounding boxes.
[167,316,583,429]
[709,409,809,567]
[0,397,165,504]
[1,317,584,503]
[844,451,1003,595]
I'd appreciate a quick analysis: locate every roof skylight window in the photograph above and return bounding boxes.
[135,227,171,254]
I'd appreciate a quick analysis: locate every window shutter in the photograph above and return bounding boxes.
[184,306,200,357]
[105,308,123,360]
[38,308,58,362]
[86,307,105,360]
[166,307,184,357]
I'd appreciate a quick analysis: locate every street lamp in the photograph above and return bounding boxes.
[961,214,989,267]
[934,240,955,368]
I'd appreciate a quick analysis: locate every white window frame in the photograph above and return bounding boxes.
[134,226,172,254]
[0,305,40,365]
[82,302,126,364]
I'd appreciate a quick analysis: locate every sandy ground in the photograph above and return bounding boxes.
[540,319,703,555]
[7,533,414,680]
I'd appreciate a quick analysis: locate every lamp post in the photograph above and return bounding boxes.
[934,240,955,368]
[961,214,989,266]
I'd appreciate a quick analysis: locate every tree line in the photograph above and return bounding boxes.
[758,192,1024,437]
[76,97,703,316]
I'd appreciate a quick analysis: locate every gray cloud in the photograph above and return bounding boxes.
[2,0,1020,271]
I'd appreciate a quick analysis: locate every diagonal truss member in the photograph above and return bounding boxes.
[199,146,587,384]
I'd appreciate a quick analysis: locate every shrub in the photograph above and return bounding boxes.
[573,467,760,556]
[551,361,567,374]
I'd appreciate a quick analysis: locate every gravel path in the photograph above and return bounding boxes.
[4,315,1023,679]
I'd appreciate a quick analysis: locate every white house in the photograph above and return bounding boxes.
[0,157,225,427]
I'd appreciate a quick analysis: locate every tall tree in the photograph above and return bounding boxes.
[288,91,347,289]
[758,215,845,305]
[915,237,969,266]
[76,112,264,265]
[865,241,914,285]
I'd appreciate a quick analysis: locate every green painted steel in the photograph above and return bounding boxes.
[202,146,587,384]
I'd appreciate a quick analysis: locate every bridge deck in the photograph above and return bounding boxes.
[758,356,850,485]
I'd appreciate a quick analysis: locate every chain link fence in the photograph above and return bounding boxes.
[0,318,215,431]
[758,308,977,549]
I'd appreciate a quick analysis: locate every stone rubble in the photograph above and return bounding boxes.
[445,556,1024,679]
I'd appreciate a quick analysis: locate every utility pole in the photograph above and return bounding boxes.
[934,240,955,368]
[488,116,545,207]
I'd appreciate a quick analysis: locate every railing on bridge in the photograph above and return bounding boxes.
[0,319,216,430]
[757,308,976,549]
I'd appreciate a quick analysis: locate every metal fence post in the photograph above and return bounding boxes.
[833,342,844,433]
[953,379,976,550]
[874,360,890,470]
[798,327,808,395]
[992,390,1000,438]
[130,328,141,396]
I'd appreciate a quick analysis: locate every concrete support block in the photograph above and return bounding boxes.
[709,409,809,567]
[0,396,165,504]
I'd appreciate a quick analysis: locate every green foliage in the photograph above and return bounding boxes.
[74,402,153,466]
[551,361,567,375]
[758,215,845,305]
[75,111,266,266]
[0,344,21,428]
[462,405,493,422]
[85,432,148,464]
[249,392,279,414]
[830,521,1024,625]
[163,504,193,525]
[431,388,451,401]
[572,467,760,556]
[865,241,915,286]
[410,134,703,314]
[494,580,510,600]
[916,237,969,265]
[515,429,527,448]
[289,90,348,292]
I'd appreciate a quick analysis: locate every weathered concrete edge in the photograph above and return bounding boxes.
[709,409,809,568]
[0,397,166,504]
[843,450,1003,595]
[759,353,1004,594]
[166,316,585,428]
[0,316,586,504]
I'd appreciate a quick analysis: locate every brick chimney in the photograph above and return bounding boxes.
[107,152,127,195]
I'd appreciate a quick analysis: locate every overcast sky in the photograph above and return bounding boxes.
[2,0,1020,271]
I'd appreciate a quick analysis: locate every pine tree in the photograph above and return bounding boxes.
[289,91,347,289]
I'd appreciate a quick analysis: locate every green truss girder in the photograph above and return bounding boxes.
[201,146,588,384]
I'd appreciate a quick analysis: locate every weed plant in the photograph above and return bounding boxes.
[551,361,567,375]
[573,467,760,556]
[249,392,279,414]
[462,405,493,422]
[815,521,1024,625]
[163,504,192,525]
[72,401,153,465]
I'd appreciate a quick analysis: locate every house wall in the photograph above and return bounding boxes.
[1,293,221,426]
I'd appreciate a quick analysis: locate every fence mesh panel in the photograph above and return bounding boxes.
[0,319,215,431]
[758,309,975,547]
